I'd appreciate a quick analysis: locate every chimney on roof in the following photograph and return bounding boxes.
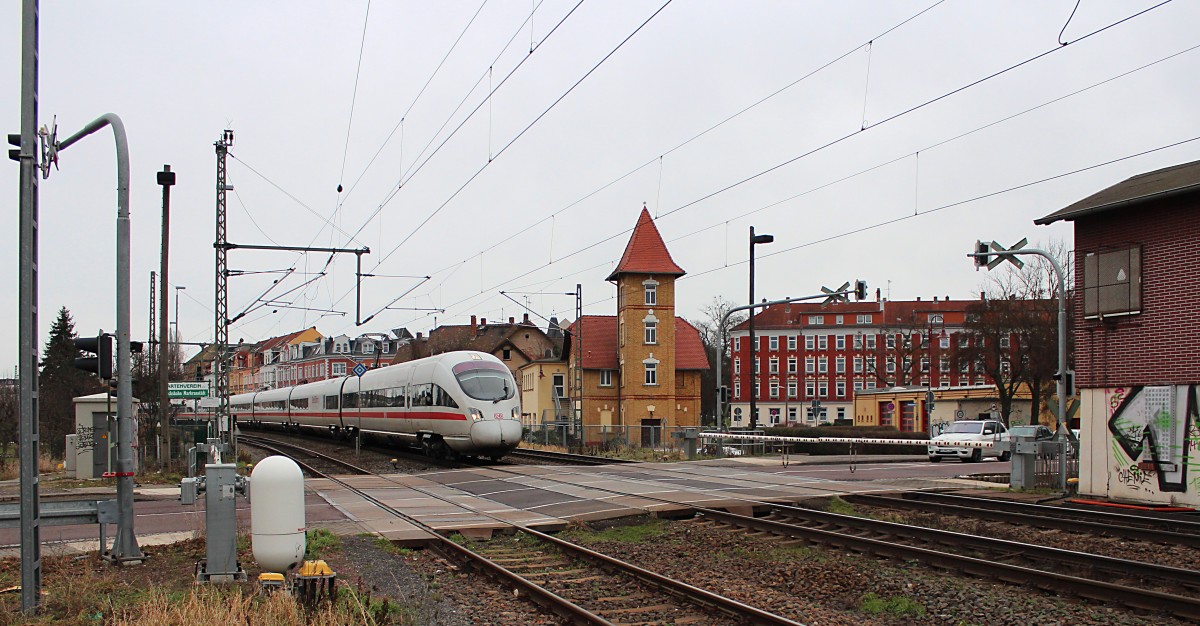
[523,313,530,324]
[875,288,881,302]
[509,316,515,324]
[416,332,423,339]
[471,315,477,327]
[916,297,921,302]
[980,291,986,301]
[933,296,938,302]
[480,317,486,326]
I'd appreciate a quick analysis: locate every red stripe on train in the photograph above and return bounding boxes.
[239,410,467,421]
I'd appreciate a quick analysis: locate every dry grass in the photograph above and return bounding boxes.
[0,454,60,481]
[109,587,398,626]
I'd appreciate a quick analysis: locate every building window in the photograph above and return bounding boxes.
[769,357,779,374]
[770,408,781,424]
[836,315,844,325]
[644,282,658,305]
[857,314,872,324]
[1082,245,1141,318]
[836,356,846,373]
[599,370,613,386]
[866,334,877,349]
[836,380,846,397]
[332,363,346,376]
[818,380,828,397]
[805,381,816,398]
[788,407,798,422]
[886,357,896,373]
[769,336,779,351]
[854,356,863,373]
[1000,335,1010,349]
[770,381,779,398]
[787,357,798,373]
[552,374,565,399]
[818,357,828,373]
[733,336,741,352]
[381,341,391,353]
[818,335,828,350]
[808,315,824,325]
[754,357,760,373]
[502,348,512,360]
[805,336,815,351]
[854,334,864,349]
[940,358,949,373]
[960,361,969,374]
[734,382,740,399]
[734,358,741,374]
[939,335,950,349]
[805,357,815,374]
[754,381,760,398]
[959,335,969,348]
[787,336,797,350]
[835,335,846,350]
[644,362,657,385]
[788,380,798,398]
[921,357,930,373]
[1000,360,1011,376]
[645,320,657,345]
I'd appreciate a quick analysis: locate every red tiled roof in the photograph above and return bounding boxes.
[566,315,709,371]
[567,316,619,369]
[606,207,686,281]
[732,299,977,331]
[673,318,710,370]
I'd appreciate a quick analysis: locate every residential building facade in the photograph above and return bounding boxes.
[1037,158,1200,507]
[728,298,1011,432]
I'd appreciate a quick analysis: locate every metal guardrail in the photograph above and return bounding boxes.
[0,499,117,528]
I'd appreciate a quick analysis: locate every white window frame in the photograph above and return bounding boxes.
[644,361,658,385]
[808,315,824,325]
[866,334,877,349]
[836,356,845,373]
[599,370,613,387]
[769,357,779,374]
[787,357,798,373]
[818,335,828,350]
[644,281,658,305]
[787,336,797,351]
[805,335,815,351]
[836,380,846,397]
[805,357,815,374]
[769,336,779,351]
[644,320,657,345]
[787,379,798,398]
[769,380,779,398]
[332,363,346,376]
[734,358,741,374]
[818,380,828,397]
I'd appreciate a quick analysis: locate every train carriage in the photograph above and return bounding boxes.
[231,351,522,459]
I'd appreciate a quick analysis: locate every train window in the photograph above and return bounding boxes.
[289,397,309,410]
[387,386,407,408]
[410,383,433,407]
[454,368,515,401]
[341,392,358,409]
[325,395,339,410]
[433,385,459,409]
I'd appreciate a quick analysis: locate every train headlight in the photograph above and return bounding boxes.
[470,408,484,421]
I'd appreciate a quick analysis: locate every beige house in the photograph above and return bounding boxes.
[518,359,569,428]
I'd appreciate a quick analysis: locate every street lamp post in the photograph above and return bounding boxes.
[748,226,774,430]
[173,286,186,370]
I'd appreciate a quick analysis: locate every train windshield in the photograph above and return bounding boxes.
[453,362,515,401]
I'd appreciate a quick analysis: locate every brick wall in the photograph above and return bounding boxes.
[1073,195,1200,386]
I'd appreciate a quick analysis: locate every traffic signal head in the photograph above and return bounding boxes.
[854,280,867,301]
[7,133,20,162]
[74,334,114,379]
[973,241,991,269]
[718,385,730,404]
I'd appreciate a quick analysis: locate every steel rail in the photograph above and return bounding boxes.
[265,444,803,625]
[907,492,1200,536]
[845,493,1200,548]
[238,435,372,475]
[767,504,1200,593]
[693,507,1200,621]
[506,448,635,465]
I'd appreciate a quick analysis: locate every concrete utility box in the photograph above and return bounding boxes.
[72,392,140,480]
[64,435,77,477]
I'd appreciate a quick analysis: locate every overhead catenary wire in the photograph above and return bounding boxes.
[337,20,1191,335]
[337,0,372,192]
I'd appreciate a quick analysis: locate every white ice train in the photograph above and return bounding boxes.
[230,351,523,460]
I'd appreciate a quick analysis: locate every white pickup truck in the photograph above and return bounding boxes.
[927,419,1010,463]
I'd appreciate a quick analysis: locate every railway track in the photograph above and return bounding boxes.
[245,436,804,625]
[239,435,372,476]
[842,491,1200,547]
[690,503,1200,621]
[506,448,636,466]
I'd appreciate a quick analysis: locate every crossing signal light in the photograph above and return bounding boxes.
[7,134,20,162]
[718,385,730,404]
[854,280,867,301]
[74,334,114,379]
[973,241,991,269]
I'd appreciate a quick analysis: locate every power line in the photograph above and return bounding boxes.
[337,0,373,189]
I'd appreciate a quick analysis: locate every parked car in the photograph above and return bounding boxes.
[927,420,1009,463]
[1009,424,1054,441]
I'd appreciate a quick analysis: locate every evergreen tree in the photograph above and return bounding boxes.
[39,307,101,458]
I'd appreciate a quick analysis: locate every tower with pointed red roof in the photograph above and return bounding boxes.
[567,207,708,445]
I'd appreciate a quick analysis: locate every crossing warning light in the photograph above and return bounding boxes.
[74,334,114,380]
[973,241,991,269]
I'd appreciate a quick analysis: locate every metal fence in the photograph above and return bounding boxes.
[1031,441,1080,490]
[523,424,700,454]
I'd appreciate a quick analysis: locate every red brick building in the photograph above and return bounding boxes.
[1036,158,1200,506]
[728,298,1018,431]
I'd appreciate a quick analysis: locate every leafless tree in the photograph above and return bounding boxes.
[691,296,747,424]
[859,313,927,389]
[0,383,17,471]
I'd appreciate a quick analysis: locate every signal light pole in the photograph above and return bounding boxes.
[158,165,176,466]
[748,227,774,430]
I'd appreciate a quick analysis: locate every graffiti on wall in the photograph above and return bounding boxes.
[1106,385,1197,493]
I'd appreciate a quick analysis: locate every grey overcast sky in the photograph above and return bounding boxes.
[4,0,1199,368]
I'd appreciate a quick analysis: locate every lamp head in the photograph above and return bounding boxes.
[751,234,774,245]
